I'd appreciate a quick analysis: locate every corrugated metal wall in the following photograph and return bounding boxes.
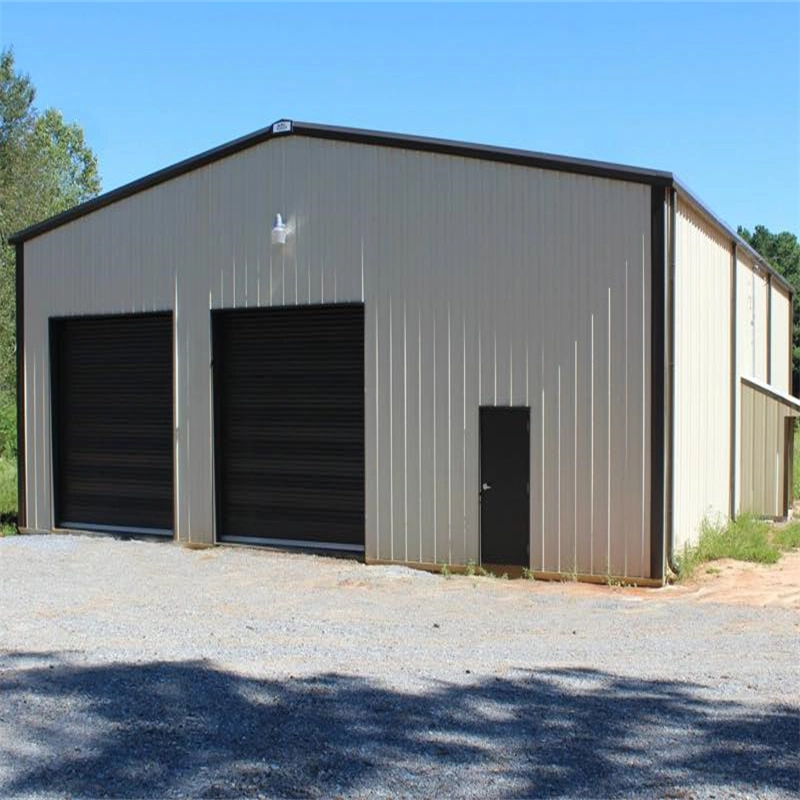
[770,284,791,393]
[740,382,794,517]
[672,199,732,550]
[737,253,770,382]
[22,135,653,576]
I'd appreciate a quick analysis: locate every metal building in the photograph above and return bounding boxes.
[9,120,797,583]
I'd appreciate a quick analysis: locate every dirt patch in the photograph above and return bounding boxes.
[660,549,800,609]
[480,550,800,609]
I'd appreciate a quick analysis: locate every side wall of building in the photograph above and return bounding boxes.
[672,197,795,547]
[22,135,654,576]
[671,199,733,551]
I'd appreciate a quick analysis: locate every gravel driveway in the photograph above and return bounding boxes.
[0,534,797,799]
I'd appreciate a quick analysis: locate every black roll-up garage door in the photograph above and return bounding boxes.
[213,304,364,549]
[51,313,174,535]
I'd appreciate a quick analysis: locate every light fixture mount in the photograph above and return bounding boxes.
[271,213,287,245]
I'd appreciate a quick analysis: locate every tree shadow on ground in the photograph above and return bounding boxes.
[0,652,796,798]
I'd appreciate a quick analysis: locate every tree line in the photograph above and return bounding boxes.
[0,47,798,464]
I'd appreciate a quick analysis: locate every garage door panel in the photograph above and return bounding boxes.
[214,304,365,548]
[51,313,174,534]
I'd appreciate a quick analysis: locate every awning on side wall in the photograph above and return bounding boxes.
[740,376,799,519]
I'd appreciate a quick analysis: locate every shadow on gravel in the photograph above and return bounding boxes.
[0,653,797,798]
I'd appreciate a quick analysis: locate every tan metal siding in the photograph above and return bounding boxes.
[22,136,654,577]
[737,253,770,382]
[732,252,788,514]
[672,199,732,550]
[753,267,769,380]
[740,383,793,517]
[737,255,755,380]
[770,284,791,393]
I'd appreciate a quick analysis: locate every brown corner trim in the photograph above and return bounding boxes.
[649,186,667,581]
[664,189,678,576]
[8,119,673,245]
[729,243,738,520]
[15,243,26,530]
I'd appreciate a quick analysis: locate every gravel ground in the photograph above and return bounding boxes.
[0,534,798,799]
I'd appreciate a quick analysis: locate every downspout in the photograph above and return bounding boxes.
[665,188,679,576]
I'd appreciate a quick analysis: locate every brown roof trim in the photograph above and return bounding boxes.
[8,120,289,245]
[291,121,673,186]
[8,118,672,245]
[7,116,790,297]
[673,178,794,297]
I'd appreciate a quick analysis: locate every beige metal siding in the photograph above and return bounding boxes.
[737,253,769,382]
[770,284,791,393]
[737,254,755,380]
[740,382,794,517]
[22,135,654,577]
[672,199,732,550]
[753,268,769,380]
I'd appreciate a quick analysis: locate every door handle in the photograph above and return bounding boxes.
[482,483,492,491]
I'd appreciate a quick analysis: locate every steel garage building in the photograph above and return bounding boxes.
[10,120,797,584]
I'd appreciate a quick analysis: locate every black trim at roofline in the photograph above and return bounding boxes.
[9,118,671,245]
[672,177,793,296]
[7,118,792,297]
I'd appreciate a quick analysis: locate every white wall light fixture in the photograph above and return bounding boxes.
[271,213,287,246]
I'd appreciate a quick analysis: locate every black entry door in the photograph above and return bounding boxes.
[480,407,530,566]
[213,304,364,549]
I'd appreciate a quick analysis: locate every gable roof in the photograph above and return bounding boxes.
[6,119,671,247]
[7,119,791,295]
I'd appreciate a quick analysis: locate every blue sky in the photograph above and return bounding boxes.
[1,2,798,234]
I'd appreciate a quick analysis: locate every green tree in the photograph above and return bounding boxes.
[737,224,800,387]
[0,48,100,448]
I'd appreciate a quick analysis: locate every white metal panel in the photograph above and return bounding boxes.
[770,284,791,394]
[22,135,654,577]
[752,266,769,381]
[737,254,756,380]
[672,199,732,551]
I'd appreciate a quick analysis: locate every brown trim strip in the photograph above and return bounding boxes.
[665,189,678,576]
[649,186,666,582]
[673,180,794,297]
[730,243,738,519]
[8,122,294,245]
[9,119,673,245]
[15,243,25,529]
[292,122,673,186]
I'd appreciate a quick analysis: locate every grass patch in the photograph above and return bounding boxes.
[0,456,16,521]
[794,419,800,500]
[773,521,800,550]
[677,513,800,580]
